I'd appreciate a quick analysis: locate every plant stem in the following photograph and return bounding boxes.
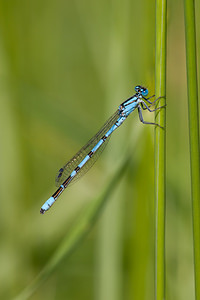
[184,1,200,299]
[155,0,167,299]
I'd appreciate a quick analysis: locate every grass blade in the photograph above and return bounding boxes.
[155,0,167,299]
[184,1,200,299]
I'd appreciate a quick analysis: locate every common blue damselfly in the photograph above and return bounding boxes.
[40,85,164,214]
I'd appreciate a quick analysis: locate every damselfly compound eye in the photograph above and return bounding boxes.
[142,88,148,97]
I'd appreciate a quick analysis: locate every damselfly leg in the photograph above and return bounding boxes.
[138,99,166,129]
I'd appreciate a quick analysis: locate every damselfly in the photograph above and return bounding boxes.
[40,85,164,214]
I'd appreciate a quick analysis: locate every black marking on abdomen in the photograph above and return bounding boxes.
[52,185,64,199]
[63,175,72,188]
[88,151,93,157]
[75,166,80,172]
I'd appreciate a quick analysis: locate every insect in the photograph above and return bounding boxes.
[40,85,164,214]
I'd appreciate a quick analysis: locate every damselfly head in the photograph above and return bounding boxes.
[135,85,148,97]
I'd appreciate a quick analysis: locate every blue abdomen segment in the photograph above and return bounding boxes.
[40,197,55,213]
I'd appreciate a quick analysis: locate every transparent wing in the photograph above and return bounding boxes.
[55,110,120,187]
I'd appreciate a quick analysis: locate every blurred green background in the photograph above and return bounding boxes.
[0,0,199,299]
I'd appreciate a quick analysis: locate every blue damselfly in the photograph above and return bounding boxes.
[40,85,164,214]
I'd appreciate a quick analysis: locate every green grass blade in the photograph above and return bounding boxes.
[155,0,167,299]
[184,1,200,299]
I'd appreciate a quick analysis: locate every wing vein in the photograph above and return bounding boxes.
[55,110,120,186]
